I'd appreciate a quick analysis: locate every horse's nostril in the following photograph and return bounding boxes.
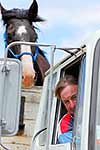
[22,76,24,79]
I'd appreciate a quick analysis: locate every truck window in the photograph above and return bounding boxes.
[52,56,83,145]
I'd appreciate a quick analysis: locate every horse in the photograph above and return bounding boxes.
[0,0,50,88]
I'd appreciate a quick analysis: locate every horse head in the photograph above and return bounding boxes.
[0,0,50,88]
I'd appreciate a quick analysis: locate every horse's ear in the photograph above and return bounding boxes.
[28,0,45,22]
[28,0,38,21]
[0,3,8,24]
[0,3,7,14]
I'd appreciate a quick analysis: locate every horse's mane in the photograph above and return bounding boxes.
[2,9,45,25]
[2,9,30,24]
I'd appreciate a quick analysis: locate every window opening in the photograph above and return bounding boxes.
[52,57,82,145]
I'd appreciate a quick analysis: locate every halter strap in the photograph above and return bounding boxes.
[3,31,8,48]
[3,31,39,62]
[7,47,39,62]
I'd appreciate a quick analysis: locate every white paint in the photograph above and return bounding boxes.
[17,25,27,36]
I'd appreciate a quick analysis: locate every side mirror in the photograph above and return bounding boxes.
[0,58,22,136]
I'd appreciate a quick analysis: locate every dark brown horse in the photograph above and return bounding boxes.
[0,0,50,88]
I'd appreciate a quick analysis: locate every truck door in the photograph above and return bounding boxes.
[73,38,100,150]
[89,39,100,150]
[31,50,86,150]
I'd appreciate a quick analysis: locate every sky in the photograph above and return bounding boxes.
[0,0,100,64]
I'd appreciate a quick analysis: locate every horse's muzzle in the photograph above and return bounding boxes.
[22,71,36,89]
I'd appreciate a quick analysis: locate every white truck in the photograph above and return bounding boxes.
[1,30,100,150]
[31,30,100,150]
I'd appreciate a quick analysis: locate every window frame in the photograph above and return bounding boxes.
[88,39,100,150]
[51,55,84,145]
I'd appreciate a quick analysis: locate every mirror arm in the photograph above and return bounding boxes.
[32,127,47,142]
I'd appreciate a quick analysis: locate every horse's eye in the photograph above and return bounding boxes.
[7,24,15,41]
[7,24,15,35]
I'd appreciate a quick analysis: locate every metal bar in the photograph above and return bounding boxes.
[3,41,56,70]
[56,47,81,55]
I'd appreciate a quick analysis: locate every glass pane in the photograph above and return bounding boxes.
[38,72,58,145]
[73,55,86,149]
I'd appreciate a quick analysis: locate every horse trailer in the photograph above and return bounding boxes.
[31,30,100,150]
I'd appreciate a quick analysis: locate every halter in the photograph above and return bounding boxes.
[3,31,39,62]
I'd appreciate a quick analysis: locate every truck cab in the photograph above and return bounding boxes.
[31,30,100,150]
